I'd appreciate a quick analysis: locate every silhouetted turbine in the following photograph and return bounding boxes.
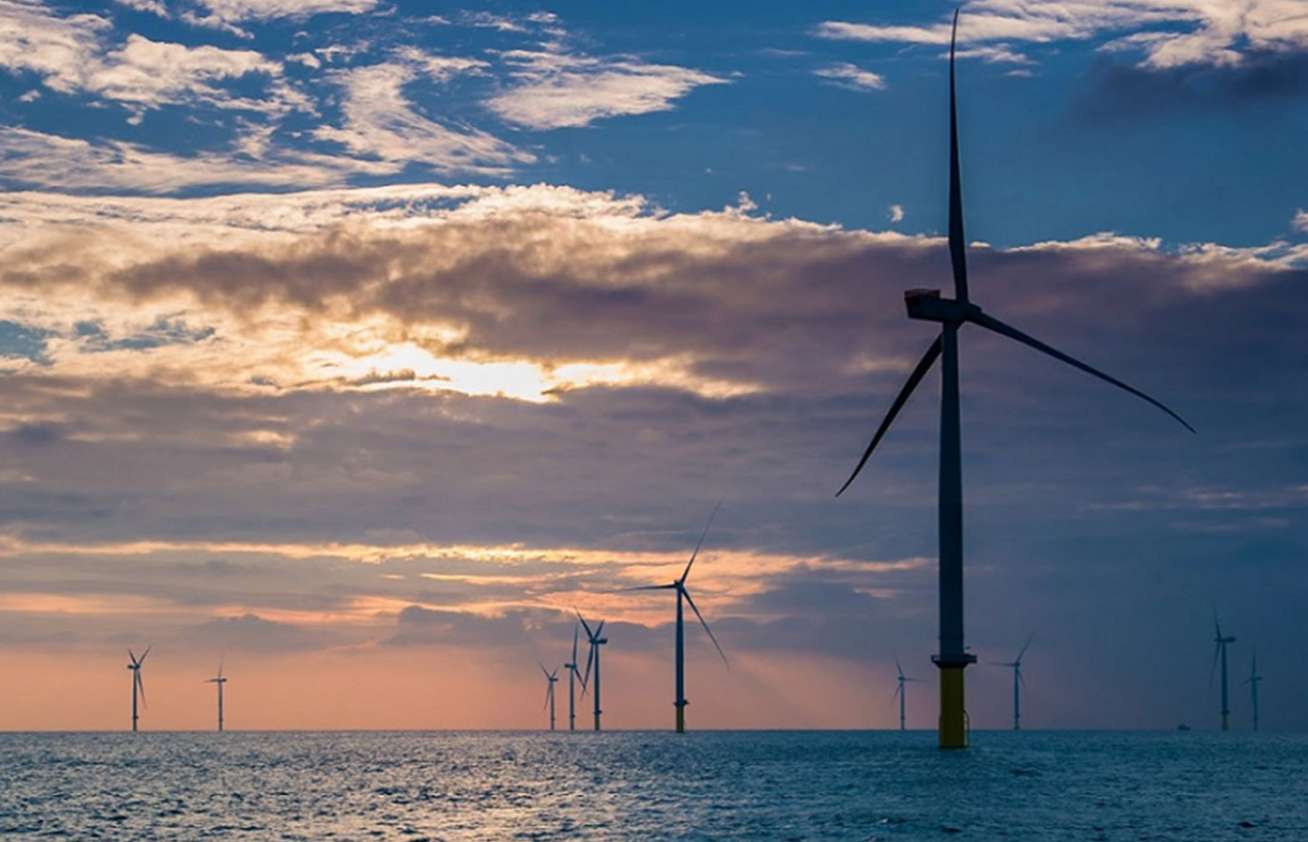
[991,633,1034,731]
[540,663,559,731]
[1210,607,1236,731]
[835,9,1193,749]
[206,659,228,732]
[1241,646,1262,732]
[629,501,729,733]
[892,655,924,731]
[563,623,587,731]
[127,647,150,733]
[578,611,608,731]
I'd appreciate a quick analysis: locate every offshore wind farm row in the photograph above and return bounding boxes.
[103,603,1262,735]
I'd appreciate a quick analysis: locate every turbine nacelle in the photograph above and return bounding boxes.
[905,290,980,324]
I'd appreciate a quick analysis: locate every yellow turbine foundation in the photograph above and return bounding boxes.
[938,666,969,749]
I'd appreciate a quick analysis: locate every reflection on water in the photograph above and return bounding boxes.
[2,731,1305,841]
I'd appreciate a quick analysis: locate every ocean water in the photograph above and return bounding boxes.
[2,731,1304,841]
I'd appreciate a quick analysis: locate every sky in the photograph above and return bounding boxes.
[0,0,1305,732]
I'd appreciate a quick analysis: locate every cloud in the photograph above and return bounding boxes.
[888,204,905,223]
[814,1,1308,70]
[487,49,728,130]
[314,62,533,174]
[1296,210,1308,233]
[813,62,886,92]
[0,126,382,192]
[192,0,379,23]
[0,3,301,120]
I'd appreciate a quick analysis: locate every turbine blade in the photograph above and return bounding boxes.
[1019,670,1027,690]
[836,335,943,497]
[1212,603,1223,640]
[1208,642,1220,689]
[136,671,148,709]
[1016,631,1036,664]
[583,644,594,690]
[683,588,728,667]
[948,7,969,303]
[127,648,136,665]
[571,624,579,665]
[596,620,605,637]
[894,654,905,680]
[575,609,594,640]
[681,499,724,583]
[966,311,1194,433]
[540,662,551,679]
[139,645,152,665]
[892,683,902,701]
[625,584,678,591]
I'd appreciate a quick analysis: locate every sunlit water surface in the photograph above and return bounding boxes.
[3,731,1305,841]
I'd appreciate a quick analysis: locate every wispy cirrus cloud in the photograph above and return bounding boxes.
[313,60,533,174]
[814,0,1308,70]
[487,49,728,130]
[0,2,299,121]
[813,62,886,92]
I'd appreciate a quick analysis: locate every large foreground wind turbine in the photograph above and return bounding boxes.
[207,660,228,732]
[630,502,729,733]
[540,663,559,731]
[127,647,150,732]
[563,624,587,731]
[1242,646,1262,732]
[992,633,1034,731]
[893,656,923,731]
[835,11,1193,749]
[1211,608,1236,731]
[578,611,608,731]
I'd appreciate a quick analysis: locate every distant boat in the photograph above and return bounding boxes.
[1176,723,1191,731]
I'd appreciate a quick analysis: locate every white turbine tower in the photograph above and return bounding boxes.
[629,501,729,733]
[835,10,1192,749]
[578,611,607,731]
[892,656,923,731]
[127,647,150,732]
[540,663,559,731]
[206,660,228,732]
[563,624,587,731]
[992,633,1034,731]
[1210,607,1236,731]
[1242,647,1262,732]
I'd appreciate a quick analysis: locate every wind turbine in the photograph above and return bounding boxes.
[892,655,923,731]
[578,611,607,731]
[127,647,150,732]
[1242,646,1262,732]
[992,633,1034,731]
[834,10,1193,749]
[629,501,729,733]
[540,663,559,731]
[563,623,587,731]
[1210,607,1236,731]
[206,660,228,732]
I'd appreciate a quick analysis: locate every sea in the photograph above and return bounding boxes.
[2,731,1304,841]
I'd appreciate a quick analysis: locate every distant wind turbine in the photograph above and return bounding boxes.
[563,623,587,731]
[629,501,729,733]
[892,655,923,731]
[834,10,1193,749]
[540,663,559,731]
[992,633,1034,731]
[578,611,608,731]
[1210,607,1236,731]
[1241,646,1262,732]
[127,647,150,732]
[206,659,228,732]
